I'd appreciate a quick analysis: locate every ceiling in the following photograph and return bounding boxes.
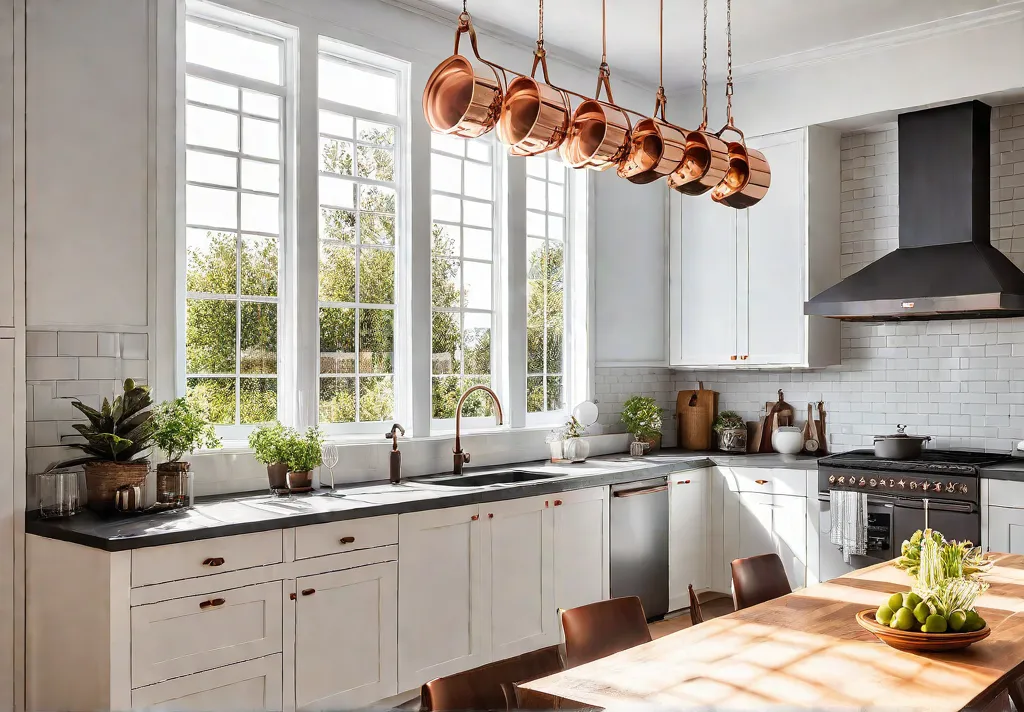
[409,0,1017,89]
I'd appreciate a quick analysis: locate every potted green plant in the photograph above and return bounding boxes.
[48,378,155,513]
[283,426,324,491]
[621,395,663,454]
[249,422,292,492]
[152,398,221,506]
[713,410,747,453]
[562,416,589,463]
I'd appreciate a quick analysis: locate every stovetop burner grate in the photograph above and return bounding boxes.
[819,449,1014,475]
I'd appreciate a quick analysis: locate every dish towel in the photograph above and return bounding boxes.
[830,489,868,564]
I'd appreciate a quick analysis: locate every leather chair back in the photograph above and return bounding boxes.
[688,584,705,626]
[421,644,563,711]
[731,553,792,610]
[560,596,652,668]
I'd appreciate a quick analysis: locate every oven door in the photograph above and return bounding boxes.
[819,493,895,569]
[892,498,980,548]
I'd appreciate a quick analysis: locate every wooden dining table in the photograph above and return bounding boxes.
[520,554,1024,710]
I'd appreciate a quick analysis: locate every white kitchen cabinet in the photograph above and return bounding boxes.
[0,340,13,710]
[131,655,283,711]
[669,470,708,611]
[987,506,1024,555]
[397,504,488,691]
[772,494,808,589]
[737,492,776,562]
[552,487,609,612]
[294,562,398,710]
[669,126,840,368]
[485,495,557,660]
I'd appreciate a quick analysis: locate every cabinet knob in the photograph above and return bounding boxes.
[754,479,769,485]
[339,536,356,545]
[553,499,563,506]
[488,513,493,519]
[202,557,225,567]
[471,514,479,521]
[730,355,738,361]
[740,355,749,360]
[289,593,297,601]
[301,588,315,596]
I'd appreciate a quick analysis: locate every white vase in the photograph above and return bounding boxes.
[564,437,590,463]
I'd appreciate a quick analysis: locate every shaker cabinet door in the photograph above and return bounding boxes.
[553,487,608,613]
[669,470,708,610]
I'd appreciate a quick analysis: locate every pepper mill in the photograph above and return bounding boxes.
[385,423,406,484]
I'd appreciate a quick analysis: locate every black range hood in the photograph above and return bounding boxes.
[805,101,1024,321]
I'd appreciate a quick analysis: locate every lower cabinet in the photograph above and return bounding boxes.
[988,506,1024,554]
[397,488,609,691]
[131,655,283,711]
[294,562,398,710]
[669,469,708,611]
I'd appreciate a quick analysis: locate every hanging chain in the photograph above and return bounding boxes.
[725,0,734,125]
[538,0,544,49]
[655,0,666,118]
[601,0,608,65]
[700,0,708,128]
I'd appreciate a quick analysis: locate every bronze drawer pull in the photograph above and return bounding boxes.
[755,479,769,485]
[202,557,225,567]
[199,597,226,610]
[553,499,563,506]
[339,536,356,544]
[488,513,493,519]
[199,600,211,610]
[301,588,315,596]
[289,593,297,601]
[471,514,479,521]
[677,480,691,485]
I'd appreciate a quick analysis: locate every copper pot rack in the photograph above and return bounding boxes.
[421,0,770,209]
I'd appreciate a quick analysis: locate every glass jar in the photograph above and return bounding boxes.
[38,471,82,518]
[156,462,191,508]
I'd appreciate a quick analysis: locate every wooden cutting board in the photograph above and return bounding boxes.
[676,382,717,451]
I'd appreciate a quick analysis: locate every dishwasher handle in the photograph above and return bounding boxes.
[613,484,668,498]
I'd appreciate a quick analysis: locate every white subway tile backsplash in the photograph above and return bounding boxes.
[26,331,57,357]
[96,333,120,358]
[77,357,120,380]
[57,332,97,357]
[26,357,78,381]
[121,333,148,360]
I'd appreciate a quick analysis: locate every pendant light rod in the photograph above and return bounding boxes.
[699,0,709,129]
[595,0,615,104]
[725,0,734,126]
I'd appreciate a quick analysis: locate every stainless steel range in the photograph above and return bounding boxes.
[817,450,1012,571]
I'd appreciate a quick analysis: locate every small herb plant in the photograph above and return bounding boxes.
[248,422,293,465]
[153,398,221,463]
[284,427,325,473]
[621,395,662,440]
[713,410,745,433]
[562,415,586,439]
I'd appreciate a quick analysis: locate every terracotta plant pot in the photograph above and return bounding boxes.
[287,470,313,491]
[84,461,149,513]
[156,461,190,508]
[267,463,288,491]
[640,433,662,453]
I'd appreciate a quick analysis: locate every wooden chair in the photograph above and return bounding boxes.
[420,644,563,711]
[688,584,705,625]
[560,596,652,668]
[731,553,792,610]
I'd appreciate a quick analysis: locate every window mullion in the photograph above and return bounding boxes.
[505,155,527,429]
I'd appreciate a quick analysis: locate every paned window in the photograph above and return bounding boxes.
[525,154,567,415]
[317,52,402,427]
[430,133,498,421]
[183,17,285,427]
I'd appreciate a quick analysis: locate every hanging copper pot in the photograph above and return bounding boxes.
[711,126,771,208]
[423,12,505,139]
[561,69,631,171]
[497,2,570,157]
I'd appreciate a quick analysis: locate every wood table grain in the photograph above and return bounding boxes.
[520,554,1024,710]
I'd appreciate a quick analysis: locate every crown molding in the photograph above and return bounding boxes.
[377,0,657,92]
[671,2,1024,93]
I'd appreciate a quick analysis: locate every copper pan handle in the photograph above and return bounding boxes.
[454,13,509,93]
[716,123,746,147]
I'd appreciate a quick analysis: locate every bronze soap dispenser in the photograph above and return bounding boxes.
[386,423,405,484]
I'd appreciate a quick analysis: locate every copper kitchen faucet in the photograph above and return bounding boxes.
[452,385,503,475]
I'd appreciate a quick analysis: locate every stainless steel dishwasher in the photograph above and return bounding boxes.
[610,476,669,620]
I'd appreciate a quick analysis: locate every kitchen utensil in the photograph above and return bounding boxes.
[321,444,339,490]
[804,404,820,453]
[766,390,793,431]
[772,426,805,455]
[676,382,717,450]
[817,400,829,455]
[37,471,81,519]
[113,484,145,513]
[856,609,990,652]
[616,0,687,184]
[749,418,765,454]
[666,0,728,195]
[497,0,570,156]
[873,425,931,460]
[709,0,771,209]
[422,9,505,139]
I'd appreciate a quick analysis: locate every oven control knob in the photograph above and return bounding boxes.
[960,484,969,494]
[869,479,877,487]
[946,482,955,493]
[837,477,845,485]
[858,478,866,487]
[828,475,835,484]
[910,481,918,490]
[923,481,932,492]
[888,479,895,488]
[897,479,905,488]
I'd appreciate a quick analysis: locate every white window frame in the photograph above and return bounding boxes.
[312,37,411,437]
[428,135,507,434]
[178,2,297,443]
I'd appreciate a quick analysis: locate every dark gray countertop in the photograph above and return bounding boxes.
[979,457,1024,481]
[25,450,819,552]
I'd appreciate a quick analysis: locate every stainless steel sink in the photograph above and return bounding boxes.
[426,470,557,487]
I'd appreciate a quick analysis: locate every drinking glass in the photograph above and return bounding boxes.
[38,471,81,518]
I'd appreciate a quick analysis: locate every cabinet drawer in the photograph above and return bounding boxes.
[132,530,283,587]
[132,581,283,688]
[131,654,283,711]
[294,515,398,560]
[726,467,806,497]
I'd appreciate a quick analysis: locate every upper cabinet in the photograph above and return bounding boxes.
[669,127,841,368]
[0,1,14,329]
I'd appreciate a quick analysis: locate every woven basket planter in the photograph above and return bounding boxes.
[84,461,149,513]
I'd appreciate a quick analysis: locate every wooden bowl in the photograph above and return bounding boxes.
[856,609,991,652]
